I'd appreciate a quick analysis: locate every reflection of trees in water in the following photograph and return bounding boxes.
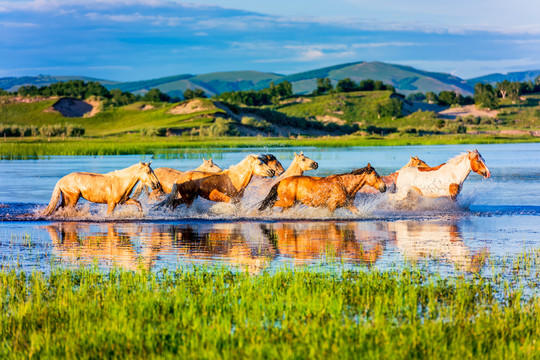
[389,220,488,272]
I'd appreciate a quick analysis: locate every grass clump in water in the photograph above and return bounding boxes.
[1,266,540,359]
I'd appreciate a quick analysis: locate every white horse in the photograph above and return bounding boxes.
[392,150,491,202]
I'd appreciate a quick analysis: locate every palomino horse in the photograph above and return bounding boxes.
[42,162,161,215]
[276,151,318,182]
[157,155,275,209]
[132,158,222,200]
[359,156,428,194]
[393,150,491,202]
[258,164,386,214]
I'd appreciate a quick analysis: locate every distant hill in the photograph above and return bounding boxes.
[3,61,525,97]
[0,75,117,92]
[467,70,540,86]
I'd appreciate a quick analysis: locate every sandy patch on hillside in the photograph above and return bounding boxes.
[280,97,312,105]
[438,105,498,119]
[140,104,154,111]
[316,115,345,125]
[46,98,98,118]
[169,99,215,115]
[0,96,50,104]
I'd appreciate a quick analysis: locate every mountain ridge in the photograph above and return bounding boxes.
[2,61,539,97]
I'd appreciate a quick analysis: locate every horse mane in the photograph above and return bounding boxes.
[446,153,469,166]
[226,155,259,173]
[259,154,277,162]
[105,163,141,176]
[336,166,374,176]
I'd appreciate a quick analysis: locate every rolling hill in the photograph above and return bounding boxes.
[1,61,527,97]
[467,70,540,86]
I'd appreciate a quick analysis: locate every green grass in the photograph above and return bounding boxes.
[1,266,540,359]
[0,133,538,158]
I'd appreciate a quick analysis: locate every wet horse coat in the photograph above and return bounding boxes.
[259,164,386,214]
[42,162,161,215]
[393,150,491,202]
[157,155,275,209]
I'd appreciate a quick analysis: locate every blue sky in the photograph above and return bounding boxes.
[1,0,539,81]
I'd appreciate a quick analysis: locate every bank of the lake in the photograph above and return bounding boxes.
[2,266,540,359]
[1,133,538,158]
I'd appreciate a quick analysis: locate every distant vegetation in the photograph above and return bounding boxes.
[0,74,538,154]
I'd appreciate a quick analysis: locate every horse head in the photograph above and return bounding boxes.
[251,157,275,177]
[201,158,222,173]
[295,151,318,171]
[467,150,491,178]
[409,156,429,168]
[259,154,284,176]
[138,161,161,190]
[363,163,386,193]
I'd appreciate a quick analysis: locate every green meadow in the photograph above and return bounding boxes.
[1,263,540,359]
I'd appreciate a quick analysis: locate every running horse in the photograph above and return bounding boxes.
[42,162,161,215]
[132,158,222,200]
[359,156,428,194]
[157,155,275,209]
[258,154,285,176]
[393,150,491,202]
[258,164,386,214]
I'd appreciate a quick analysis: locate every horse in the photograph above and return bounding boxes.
[42,162,161,215]
[131,158,222,200]
[156,155,275,209]
[258,154,285,176]
[258,164,386,214]
[359,156,428,194]
[277,151,318,181]
[392,150,491,202]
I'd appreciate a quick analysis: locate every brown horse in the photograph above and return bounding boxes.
[132,158,222,200]
[258,164,386,214]
[157,155,275,209]
[259,154,285,176]
[42,162,161,215]
[359,156,428,194]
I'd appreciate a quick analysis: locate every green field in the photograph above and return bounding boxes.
[2,263,540,359]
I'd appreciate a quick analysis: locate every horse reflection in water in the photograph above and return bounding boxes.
[389,220,488,272]
[45,221,390,272]
[44,223,166,270]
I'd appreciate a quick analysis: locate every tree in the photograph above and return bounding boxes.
[474,83,498,110]
[438,91,457,106]
[406,92,426,102]
[144,88,170,102]
[425,91,438,104]
[314,78,333,95]
[183,88,207,100]
[336,78,359,93]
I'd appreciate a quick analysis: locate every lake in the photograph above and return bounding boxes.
[0,143,539,274]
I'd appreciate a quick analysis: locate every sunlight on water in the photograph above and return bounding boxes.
[0,143,539,277]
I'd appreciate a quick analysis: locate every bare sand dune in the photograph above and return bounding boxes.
[438,105,498,119]
[48,98,96,118]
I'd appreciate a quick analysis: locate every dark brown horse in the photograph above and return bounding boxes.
[258,164,386,214]
[259,154,285,176]
[157,155,275,209]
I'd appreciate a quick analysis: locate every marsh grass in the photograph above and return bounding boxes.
[2,264,540,359]
[1,134,538,159]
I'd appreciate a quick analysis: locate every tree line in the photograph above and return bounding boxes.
[406,76,540,110]
[216,81,293,106]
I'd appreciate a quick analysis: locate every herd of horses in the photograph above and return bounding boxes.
[42,150,491,216]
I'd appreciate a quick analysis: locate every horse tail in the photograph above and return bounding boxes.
[42,181,62,216]
[258,183,280,211]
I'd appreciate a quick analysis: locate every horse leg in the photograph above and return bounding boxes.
[449,183,461,202]
[107,202,117,215]
[208,190,232,203]
[124,198,143,212]
[62,191,80,211]
[346,205,360,215]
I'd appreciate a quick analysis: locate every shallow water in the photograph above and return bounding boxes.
[0,143,539,274]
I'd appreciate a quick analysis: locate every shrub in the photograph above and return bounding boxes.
[241,117,271,131]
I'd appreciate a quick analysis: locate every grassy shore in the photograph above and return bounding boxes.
[1,266,539,359]
[1,133,538,158]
